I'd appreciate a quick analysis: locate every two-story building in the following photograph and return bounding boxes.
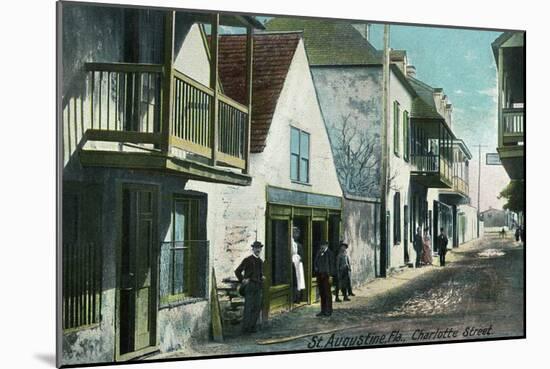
[492,31,525,181]
[59,3,265,365]
[186,31,343,319]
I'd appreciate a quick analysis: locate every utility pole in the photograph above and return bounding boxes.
[474,144,488,238]
[379,24,390,277]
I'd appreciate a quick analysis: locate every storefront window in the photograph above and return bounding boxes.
[271,219,290,286]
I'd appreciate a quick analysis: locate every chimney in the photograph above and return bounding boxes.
[406,65,416,78]
[390,50,407,74]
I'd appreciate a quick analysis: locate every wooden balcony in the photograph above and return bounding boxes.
[501,107,524,145]
[78,62,251,186]
[453,176,469,198]
[410,120,454,189]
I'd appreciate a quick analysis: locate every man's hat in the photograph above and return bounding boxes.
[251,241,264,248]
[340,241,349,248]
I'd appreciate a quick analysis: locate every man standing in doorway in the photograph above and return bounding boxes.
[413,227,423,268]
[314,241,334,317]
[335,242,353,302]
[437,227,449,267]
[235,241,265,334]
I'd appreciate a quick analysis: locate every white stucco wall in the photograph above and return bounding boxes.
[457,204,481,244]
[386,70,414,269]
[173,24,210,86]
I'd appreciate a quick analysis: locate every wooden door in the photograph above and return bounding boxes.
[120,186,157,356]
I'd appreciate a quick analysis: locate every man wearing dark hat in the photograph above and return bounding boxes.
[235,241,265,333]
[314,241,334,316]
[335,241,353,302]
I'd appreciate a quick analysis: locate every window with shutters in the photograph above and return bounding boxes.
[290,126,310,183]
[403,110,410,161]
[393,192,401,245]
[394,101,401,157]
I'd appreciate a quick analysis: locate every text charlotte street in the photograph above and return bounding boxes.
[307,325,493,349]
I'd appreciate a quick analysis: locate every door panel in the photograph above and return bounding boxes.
[120,186,157,356]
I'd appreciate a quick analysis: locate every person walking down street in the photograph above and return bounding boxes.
[515,226,521,242]
[414,227,424,267]
[235,241,265,334]
[421,228,433,265]
[437,227,449,267]
[314,241,334,317]
[335,242,352,302]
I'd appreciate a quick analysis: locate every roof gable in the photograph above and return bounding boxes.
[216,32,301,153]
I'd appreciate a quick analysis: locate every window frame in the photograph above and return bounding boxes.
[403,109,409,162]
[290,126,311,184]
[163,196,201,304]
[393,101,401,157]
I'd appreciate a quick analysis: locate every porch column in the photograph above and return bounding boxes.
[244,25,254,175]
[497,48,504,149]
[161,11,175,155]
[210,13,220,166]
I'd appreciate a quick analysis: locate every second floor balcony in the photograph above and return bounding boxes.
[410,119,454,188]
[62,10,262,186]
[78,62,249,181]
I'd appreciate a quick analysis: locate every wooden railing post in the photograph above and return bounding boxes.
[497,47,504,149]
[244,25,254,175]
[161,11,176,155]
[210,14,220,166]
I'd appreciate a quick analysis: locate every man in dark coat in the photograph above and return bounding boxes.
[335,242,352,302]
[235,241,264,333]
[314,241,334,316]
[413,227,423,268]
[437,227,449,267]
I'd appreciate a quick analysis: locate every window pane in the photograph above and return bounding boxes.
[300,158,309,183]
[174,201,187,241]
[173,247,186,294]
[290,127,300,154]
[291,154,299,181]
[300,132,310,159]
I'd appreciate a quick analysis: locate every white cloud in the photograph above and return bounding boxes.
[478,86,498,104]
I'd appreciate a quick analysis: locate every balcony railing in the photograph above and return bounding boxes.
[453,176,469,197]
[411,153,453,187]
[83,62,248,170]
[501,107,524,146]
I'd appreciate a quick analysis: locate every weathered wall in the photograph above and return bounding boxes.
[311,66,382,199]
[61,8,215,362]
[62,167,214,365]
[342,197,380,284]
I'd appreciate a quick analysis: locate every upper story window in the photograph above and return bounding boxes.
[393,101,401,157]
[290,127,310,183]
[403,110,410,161]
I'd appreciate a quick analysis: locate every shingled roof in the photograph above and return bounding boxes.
[216,32,302,153]
[265,17,381,65]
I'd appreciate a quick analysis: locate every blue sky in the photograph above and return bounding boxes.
[254,18,509,210]
[369,24,509,210]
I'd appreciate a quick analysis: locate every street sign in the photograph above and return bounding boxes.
[486,153,502,165]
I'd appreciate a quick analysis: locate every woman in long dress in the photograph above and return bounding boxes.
[422,229,433,265]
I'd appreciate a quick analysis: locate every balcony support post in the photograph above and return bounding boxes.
[497,47,504,149]
[209,13,220,166]
[244,25,254,175]
[161,11,176,155]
